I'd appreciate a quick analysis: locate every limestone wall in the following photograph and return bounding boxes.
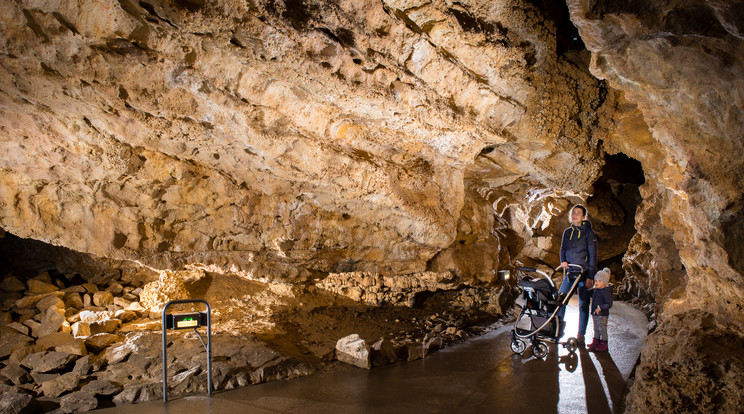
[0,0,605,282]
[567,0,744,411]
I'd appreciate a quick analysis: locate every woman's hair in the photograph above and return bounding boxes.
[568,204,588,223]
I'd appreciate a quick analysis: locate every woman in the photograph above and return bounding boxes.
[556,204,597,346]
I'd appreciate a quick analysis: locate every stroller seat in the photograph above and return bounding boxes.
[519,277,558,305]
[510,265,582,358]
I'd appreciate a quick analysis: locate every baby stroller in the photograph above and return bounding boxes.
[509,264,583,358]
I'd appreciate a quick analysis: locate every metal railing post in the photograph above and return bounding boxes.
[162,299,211,402]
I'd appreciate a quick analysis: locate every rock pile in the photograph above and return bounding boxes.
[317,271,500,310]
[0,270,317,412]
[0,270,145,412]
[1,268,506,412]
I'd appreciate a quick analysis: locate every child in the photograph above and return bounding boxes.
[588,268,613,352]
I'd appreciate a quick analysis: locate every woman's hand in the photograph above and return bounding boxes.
[585,279,594,289]
[561,262,568,269]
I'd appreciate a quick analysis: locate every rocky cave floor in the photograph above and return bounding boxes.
[0,267,511,413]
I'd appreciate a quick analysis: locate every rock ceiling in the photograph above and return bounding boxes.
[1,0,743,411]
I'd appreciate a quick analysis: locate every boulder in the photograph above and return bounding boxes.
[335,334,371,369]
[80,379,123,396]
[139,270,189,311]
[21,320,41,338]
[72,354,104,375]
[0,386,37,414]
[14,310,36,324]
[89,319,121,335]
[62,286,86,294]
[15,292,64,310]
[423,336,443,356]
[250,359,315,385]
[128,353,153,373]
[0,364,31,386]
[371,337,398,367]
[0,327,34,359]
[0,311,12,325]
[55,339,88,357]
[113,297,132,309]
[114,310,137,322]
[400,342,425,361]
[32,272,52,283]
[82,283,98,293]
[104,343,134,365]
[127,302,145,312]
[37,308,66,337]
[62,293,84,309]
[93,291,114,307]
[71,322,90,338]
[39,372,82,398]
[1,294,22,312]
[30,371,58,385]
[112,381,162,406]
[84,333,120,352]
[106,282,124,295]
[170,366,203,395]
[59,391,98,413]
[8,344,45,365]
[5,323,30,336]
[21,351,78,373]
[78,310,113,323]
[0,276,25,292]
[26,280,58,295]
[34,295,65,312]
[98,359,147,385]
[36,332,75,349]
[59,321,72,334]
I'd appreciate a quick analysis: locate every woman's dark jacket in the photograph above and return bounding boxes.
[559,219,598,278]
[590,286,613,316]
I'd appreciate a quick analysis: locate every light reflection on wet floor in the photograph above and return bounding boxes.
[97,297,647,414]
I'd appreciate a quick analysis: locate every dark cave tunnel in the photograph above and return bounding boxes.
[590,152,645,276]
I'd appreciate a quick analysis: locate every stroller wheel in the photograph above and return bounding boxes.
[510,338,527,354]
[532,342,549,358]
[565,337,578,353]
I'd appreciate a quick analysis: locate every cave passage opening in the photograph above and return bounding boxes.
[589,152,645,277]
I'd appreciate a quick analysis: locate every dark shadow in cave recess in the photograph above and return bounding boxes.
[526,0,585,55]
[588,153,645,273]
[0,231,86,278]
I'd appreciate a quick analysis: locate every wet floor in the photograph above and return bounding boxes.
[97,298,647,414]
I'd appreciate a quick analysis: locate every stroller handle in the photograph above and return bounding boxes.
[516,266,537,272]
[555,264,584,272]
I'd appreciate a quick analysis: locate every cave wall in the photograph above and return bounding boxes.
[1,0,743,410]
[567,0,744,411]
[0,0,607,283]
